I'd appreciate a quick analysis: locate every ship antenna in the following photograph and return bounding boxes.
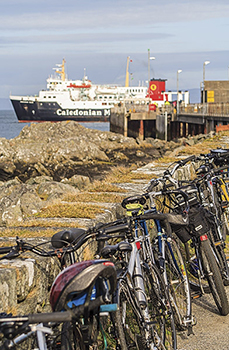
[55,58,66,81]
[125,56,130,87]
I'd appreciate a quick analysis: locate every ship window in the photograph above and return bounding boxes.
[43,96,46,98]
[109,96,113,99]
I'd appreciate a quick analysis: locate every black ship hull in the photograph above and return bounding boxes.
[10,100,111,122]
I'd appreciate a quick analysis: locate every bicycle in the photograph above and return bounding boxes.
[162,182,229,316]
[144,154,229,316]
[0,228,125,350]
[121,189,194,335]
[0,258,118,350]
[98,217,177,350]
[53,219,177,349]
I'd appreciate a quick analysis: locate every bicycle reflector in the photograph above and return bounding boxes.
[50,260,117,312]
[200,234,208,241]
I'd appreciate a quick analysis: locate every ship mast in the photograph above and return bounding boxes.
[55,58,66,81]
[125,56,130,87]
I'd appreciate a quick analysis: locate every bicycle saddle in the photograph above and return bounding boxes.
[50,259,117,312]
[100,241,132,258]
[121,195,146,208]
[51,228,87,248]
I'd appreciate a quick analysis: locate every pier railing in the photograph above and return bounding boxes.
[180,102,229,116]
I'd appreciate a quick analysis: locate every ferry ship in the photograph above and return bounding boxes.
[10,58,149,123]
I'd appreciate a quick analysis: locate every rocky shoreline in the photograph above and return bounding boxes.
[0,121,214,228]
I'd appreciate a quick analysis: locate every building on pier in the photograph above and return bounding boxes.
[202,80,229,104]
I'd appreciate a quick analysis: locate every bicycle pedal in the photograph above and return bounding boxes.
[187,325,194,336]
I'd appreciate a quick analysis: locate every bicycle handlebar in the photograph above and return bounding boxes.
[0,247,12,254]
[137,212,173,235]
[101,223,130,235]
[0,295,106,327]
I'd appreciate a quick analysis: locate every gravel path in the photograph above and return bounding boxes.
[177,287,229,350]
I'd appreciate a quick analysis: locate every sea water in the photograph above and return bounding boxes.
[0,110,110,140]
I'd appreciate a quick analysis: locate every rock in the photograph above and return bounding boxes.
[0,183,43,226]
[136,150,146,158]
[0,121,214,183]
[0,122,143,182]
[61,175,91,190]
[26,176,54,185]
[36,181,79,201]
[0,268,17,311]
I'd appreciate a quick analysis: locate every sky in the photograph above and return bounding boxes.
[1,0,229,104]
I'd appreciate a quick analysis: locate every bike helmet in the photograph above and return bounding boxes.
[50,260,117,312]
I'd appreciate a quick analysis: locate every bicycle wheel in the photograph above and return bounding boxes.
[164,236,193,331]
[183,240,210,295]
[61,321,85,350]
[142,262,177,350]
[208,229,229,285]
[114,279,147,350]
[200,238,229,316]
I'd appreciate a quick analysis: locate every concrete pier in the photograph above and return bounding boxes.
[110,101,174,140]
[111,101,229,140]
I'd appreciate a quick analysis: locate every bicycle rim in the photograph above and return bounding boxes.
[114,279,146,350]
[183,240,210,295]
[143,263,177,350]
[165,237,192,330]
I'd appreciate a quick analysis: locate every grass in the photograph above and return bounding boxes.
[0,228,58,238]
[63,192,125,203]
[102,165,155,184]
[36,202,105,219]
[176,132,229,156]
[88,181,126,193]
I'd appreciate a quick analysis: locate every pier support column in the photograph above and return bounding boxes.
[139,120,144,140]
[206,119,214,133]
[182,122,187,137]
[124,115,128,137]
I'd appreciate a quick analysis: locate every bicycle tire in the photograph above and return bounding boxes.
[142,262,177,350]
[164,236,192,331]
[200,238,229,316]
[61,321,85,350]
[114,278,147,350]
[208,227,229,285]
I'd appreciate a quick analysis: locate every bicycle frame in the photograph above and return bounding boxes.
[0,323,54,350]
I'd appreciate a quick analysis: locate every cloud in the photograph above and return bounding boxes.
[0,32,172,46]
[1,0,229,32]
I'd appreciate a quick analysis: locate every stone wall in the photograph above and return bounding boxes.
[0,160,197,315]
[0,240,60,314]
[0,203,124,315]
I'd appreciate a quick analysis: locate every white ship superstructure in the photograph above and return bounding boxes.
[10,58,148,123]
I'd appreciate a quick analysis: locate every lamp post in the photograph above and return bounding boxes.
[177,69,182,114]
[147,49,155,85]
[203,60,210,114]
